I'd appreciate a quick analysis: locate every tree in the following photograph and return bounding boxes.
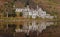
[19,12,23,17]
[7,9,16,17]
[4,0,16,17]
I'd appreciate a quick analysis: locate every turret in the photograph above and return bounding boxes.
[37,5,39,9]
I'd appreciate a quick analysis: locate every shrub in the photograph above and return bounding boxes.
[19,12,23,17]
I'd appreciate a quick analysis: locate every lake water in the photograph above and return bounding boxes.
[0,20,58,37]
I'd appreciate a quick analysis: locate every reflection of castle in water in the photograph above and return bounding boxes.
[15,21,54,33]
[1,20,54,32]
[0,20,54,33]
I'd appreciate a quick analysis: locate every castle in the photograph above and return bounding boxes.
[15,5,55,33]
[15,5,54,19]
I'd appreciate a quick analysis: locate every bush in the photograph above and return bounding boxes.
[19,12,23,17]
[29,16,32,19]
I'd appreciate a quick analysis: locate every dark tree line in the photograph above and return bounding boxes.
[3,0,16,17]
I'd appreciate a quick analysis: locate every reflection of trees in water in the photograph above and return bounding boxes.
[8,24,16,28]
[19,25,23,29]
[7,24,16,32]
[0,21,58,37]
[0,21,55,33]
[8,24,16,30]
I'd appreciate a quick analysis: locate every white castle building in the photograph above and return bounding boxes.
[15,5,54,19]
